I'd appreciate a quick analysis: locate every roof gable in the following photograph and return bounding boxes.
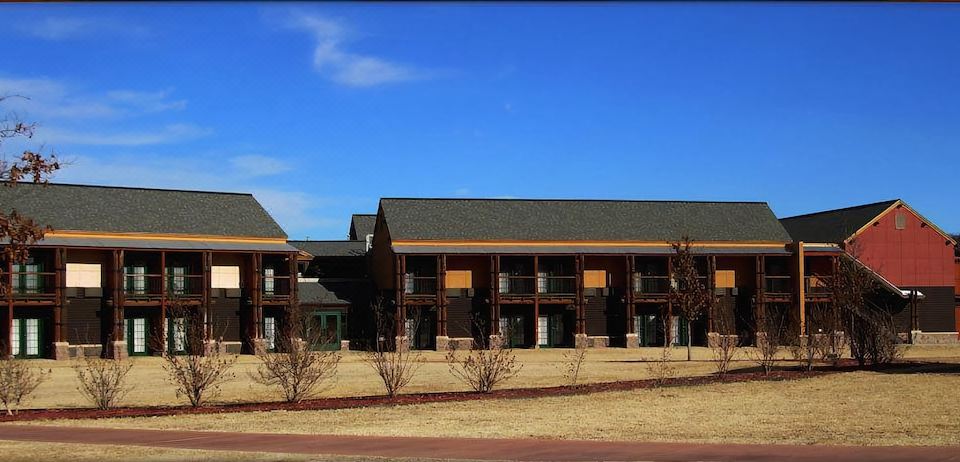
[348,214,376,241]
[779,200,898,244]
[380,198,792,243]
[0,182,287,239]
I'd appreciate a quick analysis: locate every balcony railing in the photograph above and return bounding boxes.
[805,276,832,295]
[633,274,671,295]
[538,276,576,296]
[124,273,205,298]
[262,275,293,298]
[764,276,792,295]
[403,275,437,296]
[10,272,56,298]
[499,275,535,296]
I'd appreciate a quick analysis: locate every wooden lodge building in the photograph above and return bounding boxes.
[1,183,299,359]
[3,183,958,359]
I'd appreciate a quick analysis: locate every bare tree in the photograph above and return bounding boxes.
[158,300,236,407]
[73,349,134,410]
[0,346,49,415]
[752,306,789,374]
[669,236,716,361]
[709,305,739,377]
[362,297,422,398]
[647,345,676,387]
[252,303,341,403]
[558,340,588,386]
[446,317,522,393]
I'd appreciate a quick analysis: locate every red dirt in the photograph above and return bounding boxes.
[1,360,943,423]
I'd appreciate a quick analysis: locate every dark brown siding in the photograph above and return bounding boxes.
[447,296,473,338]
[584,295,608,336]
[912,286,956,332]
[210,297,242,342]
[585,292,626,341]
[67,298,104,344]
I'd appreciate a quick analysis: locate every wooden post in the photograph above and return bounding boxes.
[393,254,403,338]
[438,254,447,337]
[533,255,539,348]
[708,255,717,333]
[115,249,125,343]
[626,255,634,334]
[492,255,500,335]
[666,255,673,346]
[398,255,406,337]
[202,251,211,339]
[252,252,262,341]
[6,257,13,357]
[797,243,806,337]
[575,254,585,335]
[54,248,64,343]
[756,255,765,331]
[160,250,166,352]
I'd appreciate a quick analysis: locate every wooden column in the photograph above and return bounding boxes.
[756,255,765,328]
[114,249,125,343]
[202,251,211,339]
[288,250,298,322]
[575,254,585,335]
[6,257,13,357]
[796,243,806,337]
[397,255,406,337]
[492,255,500,335]
[54,248,65,343]
[533,255,539,348]
[252,252,262,341]
[666,255,673,346]
[160,251,167,351]
[625,255,634,334]
[437,254,447,337]
[707,255,717,333]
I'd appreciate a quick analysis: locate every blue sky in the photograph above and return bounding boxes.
[2,3,958,239]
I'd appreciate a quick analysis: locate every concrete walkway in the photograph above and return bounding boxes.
[1,425,958,461]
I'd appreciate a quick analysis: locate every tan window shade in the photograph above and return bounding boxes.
[715,270,736,288]
[584,270,607,288]
[446,270,472,289]
[211,266,241,289]
[66,263,101,288]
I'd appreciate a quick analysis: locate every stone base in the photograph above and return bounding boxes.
[204,340,226,356]
[435,335,450,351]
[70,344,104,359]
[109,341,128,360]
[587,336,609,348]
[574,333,588,349]
[53,342,71,360]
[625,333,640,349]
[340,340,351,351]
[911,331,960,345]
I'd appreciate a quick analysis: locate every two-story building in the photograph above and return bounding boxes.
[1,183,298,359]
[367,198,830,350]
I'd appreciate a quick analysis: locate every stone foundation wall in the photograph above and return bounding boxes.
[910,331,960,345]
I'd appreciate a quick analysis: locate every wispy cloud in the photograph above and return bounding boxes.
[16,16,149,41]
[281,11,428,87]
[0,77,187,120]
[230,154,291,177]
[38,123,211,147]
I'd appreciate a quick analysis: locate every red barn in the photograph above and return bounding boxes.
[781,200,957,341]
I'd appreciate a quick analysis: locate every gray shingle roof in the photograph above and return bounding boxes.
[379,198,792,242]
[289,240,366,257]
[298,281,351,306]
[779,200,898,244]
[0,182,287,238]
[349,214,376,241]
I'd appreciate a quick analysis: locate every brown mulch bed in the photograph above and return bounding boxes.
[0,361,936,423]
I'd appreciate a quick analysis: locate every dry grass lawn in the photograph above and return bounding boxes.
[23,369,960,447]
[0,441,460,462]
[13,344,960,410]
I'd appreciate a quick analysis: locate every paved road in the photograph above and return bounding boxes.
[1,425,957,461]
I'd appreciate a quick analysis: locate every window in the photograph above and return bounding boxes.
[538,316,549,346]
[167,266,186,295]
[12,263,42,294]
[125,318,147,354]
[263,267,275,294]
[895,212,907,230]
[404,273,415,294]
[715,270,736,289]
[211,266,240,289]
[445,270,472,289]
[66,263,101,288]
[583,270,606,289]
[125,265,147,295]
[10,320,20,356]
[263,317,276,351]
[536,271,548,294]
[364,234,374,252]
[498,272,510,294]
[25,319,39,356]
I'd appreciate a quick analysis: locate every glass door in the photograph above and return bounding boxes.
[11,318,44,358]
[309,311,342,350]
[125,317,149,356]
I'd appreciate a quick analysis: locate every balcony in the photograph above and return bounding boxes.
[403,275,437,296]
[124,273,205,299]
[498,275,535,296]
[262,275,293,298]
[764,276,792,295]
[633,274,671,295]
[538,275,576,296]
[805,276,832,295]
[9,271,56,300]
